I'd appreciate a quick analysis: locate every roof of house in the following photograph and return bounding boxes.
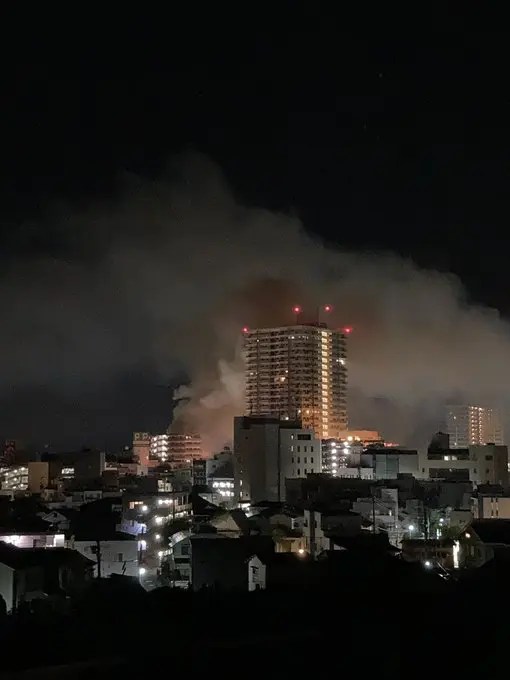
[190,534,274,563]
[72,531,136,542]
[306,504,360,517]
[329,533,399,553]
[0,516,60,534]
[0,542,94,570]
[471,519,510,545]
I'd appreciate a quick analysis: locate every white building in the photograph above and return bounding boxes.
[234,416,321,503]
[447,405,504,447]
[0,531,65,548]
[243,322,347,439]
[69,533,138,578]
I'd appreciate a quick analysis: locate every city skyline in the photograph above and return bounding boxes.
[1,30,510,449]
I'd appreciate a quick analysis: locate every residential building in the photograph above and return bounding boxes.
[473,487,510,519]
[69,532,138,578]
[132,432,152,467]
[190,535,274,591]
[243,322,347,439]
[0,543,93,612]
[206,447,233,478]
[321,438,364,475]
[207,457,235,507]
[27,461,62,493]
[424,443,508,486]
[192,458,207,486]
[150,433,202,464]
[362,448,419,479]
[234,416,321,503]
[72,449,105,481]
[447,405,504,447]
[0,530,65,549]
[469,519,510,560]
[0,466,28,492]
[303,507,362,557]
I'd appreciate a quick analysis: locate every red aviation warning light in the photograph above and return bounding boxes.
[292,305,301,314]
[242,326,249,334]
[324,304,332,313]
[343,327,353,335]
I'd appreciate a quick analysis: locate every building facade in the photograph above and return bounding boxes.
[424,443,508,486]
[234,416,321,504]
[244,323,347,439]
[150,433,202,464]
[447,405,504,447]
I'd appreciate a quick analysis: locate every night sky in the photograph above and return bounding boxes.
[0,22,508,450]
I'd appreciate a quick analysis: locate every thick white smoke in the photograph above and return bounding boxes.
[0,153,508,451]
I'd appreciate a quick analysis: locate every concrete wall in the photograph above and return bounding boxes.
[0,563,14,611]
[73,539,138,578]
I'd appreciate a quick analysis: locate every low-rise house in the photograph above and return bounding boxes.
[68,531,138,578]
[303,507,362,557]
[0,542,93,611]
[190,535,273,591]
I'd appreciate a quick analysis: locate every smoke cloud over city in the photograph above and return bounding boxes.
[1,153,509,452]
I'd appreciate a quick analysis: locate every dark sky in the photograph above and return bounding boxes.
[0,22,508,449]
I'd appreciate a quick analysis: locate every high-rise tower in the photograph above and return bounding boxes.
[243,322,348,439]
[447,405,504,447]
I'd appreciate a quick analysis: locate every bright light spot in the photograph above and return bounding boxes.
[343,448,349,454]
[158,551,164,558]
[242,326,249,333]
[293,305,301,314]
[155,516,163,525]
[408,525,415,532]
[298,548,305,555]
[155,534,161,541]
[465,532,471,539]
[139,567,146,576]
[344,327,352,334]
[138,540,147,551]
[453,540,460,569]
[324,305,332,312]
[347,436,353,442]
[439,518,444,524]
[424,561,432,569]
[141,505,148,512]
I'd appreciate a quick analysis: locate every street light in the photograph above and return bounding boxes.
[424,561,432,569]
[408,524,415,533]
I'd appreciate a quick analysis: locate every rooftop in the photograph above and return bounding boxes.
[0,542,94,570]
[471,519,510,545]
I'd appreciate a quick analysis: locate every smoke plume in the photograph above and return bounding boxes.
[1,153,509,452]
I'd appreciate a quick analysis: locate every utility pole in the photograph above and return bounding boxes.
[372,495,376,535]
[92,540,102,579]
